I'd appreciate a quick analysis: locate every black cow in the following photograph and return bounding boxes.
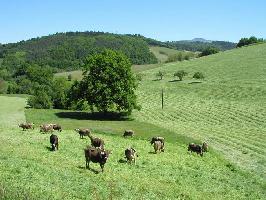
[84,146,111,172]
[123,130,134,137]
[50,134,59,151]
[188,143,203,156]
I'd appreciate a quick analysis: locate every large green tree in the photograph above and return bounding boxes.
[81,50,139,114]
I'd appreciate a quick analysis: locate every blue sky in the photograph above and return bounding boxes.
[0,0,265,43]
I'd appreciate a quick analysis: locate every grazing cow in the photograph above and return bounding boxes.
[202,142,208,152]
[75,128,91,139]
[188,143,203,156]
[84,146,111,172]
[150,136,165,150]
[51,124,62,132]
[19,122,34,131]
[50,134,59,151]
[40,124,54,133]
[123,130,134,137]
[125,147,138,164]
[88,133,105,149]
[154,140,164,153]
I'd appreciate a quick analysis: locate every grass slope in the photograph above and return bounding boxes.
[0,96,265,199]
[134,43,266,177]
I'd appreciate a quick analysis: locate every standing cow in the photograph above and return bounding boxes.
[123,130,134,137]
[75,128,91,139]
[188,143,203,156]
[50,134,59,151]
[125,147,138,164]
[40,124,54,133]
[154,140,164,153]
[19,123,34,131]
[84,146,111,172]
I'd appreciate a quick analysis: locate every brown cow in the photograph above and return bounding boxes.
[40,124,54,133]
[202,142,208,152]
[88,133,105,149]
[51,124,62,132]
[75,128,91,139]
[19,123,34,131]
[154,140,164,153]
[84,146,111,172]
[125,147,138,164]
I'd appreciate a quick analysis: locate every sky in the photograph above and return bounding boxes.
[0,0,265,44]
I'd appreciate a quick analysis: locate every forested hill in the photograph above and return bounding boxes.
[0,32,158,71]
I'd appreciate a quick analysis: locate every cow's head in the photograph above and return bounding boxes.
[51,143,56,151]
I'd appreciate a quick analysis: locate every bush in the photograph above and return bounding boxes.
[174,70,188,81]
[27,87,53,109]
[193,72,205,80]
[200,47,219,57]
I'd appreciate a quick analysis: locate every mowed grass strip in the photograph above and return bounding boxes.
[0,96,26,128]
[134,43,266,177]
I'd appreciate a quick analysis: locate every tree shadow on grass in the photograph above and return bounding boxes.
[148,151,156,154]
[55,111,133,121]
[188,81,202,84]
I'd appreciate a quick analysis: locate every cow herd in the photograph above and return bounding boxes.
[18,122,209,173]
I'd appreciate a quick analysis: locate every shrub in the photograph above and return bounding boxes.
[193,72,205,80]
[200,47,219,57]
[174,70,188,81]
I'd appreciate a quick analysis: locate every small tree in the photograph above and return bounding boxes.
[156,71,165,80]
[174,70,188,81]
[193,72,205,80]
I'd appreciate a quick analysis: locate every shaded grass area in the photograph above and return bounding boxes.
[25,108,193,145]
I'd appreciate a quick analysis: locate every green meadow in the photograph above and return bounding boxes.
[1,44,266,199]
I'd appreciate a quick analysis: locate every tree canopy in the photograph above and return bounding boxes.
[80,50,140,114]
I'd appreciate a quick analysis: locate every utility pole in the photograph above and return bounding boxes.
[161,89,164,109]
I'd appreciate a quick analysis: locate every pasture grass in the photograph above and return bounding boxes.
[0,121,265,199]
[134,43,266,177]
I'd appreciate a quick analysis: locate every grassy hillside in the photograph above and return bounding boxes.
[0,96,265,199]
[150,46,198,63]
[134,43,266,177]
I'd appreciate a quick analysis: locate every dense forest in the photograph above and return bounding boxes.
[0,32,158,73]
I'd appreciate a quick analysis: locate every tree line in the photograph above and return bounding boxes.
[5,50,140,115]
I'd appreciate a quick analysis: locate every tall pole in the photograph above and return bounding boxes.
[161,89,164,109]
